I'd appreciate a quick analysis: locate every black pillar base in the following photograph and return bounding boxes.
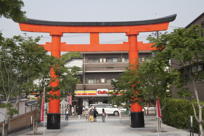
[47,113,61,129]
[130,111,145,128]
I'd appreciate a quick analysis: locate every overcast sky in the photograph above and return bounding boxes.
[0,0,204,44]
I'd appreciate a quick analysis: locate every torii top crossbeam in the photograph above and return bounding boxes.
[20,14,176,32]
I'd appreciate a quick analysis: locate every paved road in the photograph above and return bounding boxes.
[12,116,194,136]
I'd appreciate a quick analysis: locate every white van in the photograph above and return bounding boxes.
[90,104,126,116]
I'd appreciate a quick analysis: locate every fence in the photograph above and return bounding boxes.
[0,109,39,135]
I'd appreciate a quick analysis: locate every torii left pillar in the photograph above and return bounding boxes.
[47,32,62,129]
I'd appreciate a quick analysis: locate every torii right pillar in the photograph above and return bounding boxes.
[127,31,144,128]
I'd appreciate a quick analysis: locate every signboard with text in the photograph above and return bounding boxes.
[97,89,109,96]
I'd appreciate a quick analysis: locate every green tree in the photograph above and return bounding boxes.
[53,52,81,98]
[0,0,25,22]
[148,25,204,135]
[112,25,204,134]
[136,58,179,104]
[0,34,54,135]
[111,70,140,108]
[111,58,178,108]
[35,52,81,106]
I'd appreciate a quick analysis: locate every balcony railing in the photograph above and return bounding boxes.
[76,84,114,90]
[84,63,128,72]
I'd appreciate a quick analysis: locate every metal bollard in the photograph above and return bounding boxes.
[190,115,194,136]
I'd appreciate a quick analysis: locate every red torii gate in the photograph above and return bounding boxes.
[19,14,176,129]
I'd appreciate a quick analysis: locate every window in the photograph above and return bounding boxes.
[122,57,128,62]
[107,58,112,63]
[96,105,105,108]
[103,58,106,63]
[87,79,97,84]
[106,79,112,84]
[105,105,112,108]
[192,64,204,73]
[90,58,99,63]
[112,58,118,63]
[106,57,120,63]
[101,78,105,83]
[99,58,103,63]
[139,57,145,63]
[99,58,106,63]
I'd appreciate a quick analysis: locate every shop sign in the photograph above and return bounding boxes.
[97,89,109,95]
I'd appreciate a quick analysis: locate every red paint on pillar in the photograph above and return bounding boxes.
[131,103,143,112]
[127,32,139,69]
[90,32,99,45]
[51,34,61,58]
[127,32,142,112]
[48,34,61,114]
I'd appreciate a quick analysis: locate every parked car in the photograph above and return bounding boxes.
[90,104,126,116]
[143,106,156,115]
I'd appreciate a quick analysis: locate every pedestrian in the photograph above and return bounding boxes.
[71,106,75,115]
[102,108,106,122]
[84,108,89,120]
[88,107,94,122]
[93,107,98,122]
[65,108,69,120]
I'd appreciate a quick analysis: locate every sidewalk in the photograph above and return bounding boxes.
[11,116,195,136]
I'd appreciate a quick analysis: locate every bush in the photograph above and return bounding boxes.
[162,98,204,133]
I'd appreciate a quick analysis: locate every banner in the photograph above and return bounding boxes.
[156,98,162,118]
[68,96,72,105]
[40,88,45,122]
[40,95,44,122]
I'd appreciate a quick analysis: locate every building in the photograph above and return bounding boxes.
[186,12,204,100]
[66,51,153,109]
[172,12,204,100]
[186,12,204,28]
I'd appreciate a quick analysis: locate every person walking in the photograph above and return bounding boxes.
[65,108,69,120]
[84,108,89,120]
[93,107,98,122]
[102,108,106,122]
[89,107,94,122]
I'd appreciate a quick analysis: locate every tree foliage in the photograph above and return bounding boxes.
[34,52,81,101]
[148,25,204,94]
[0,34,54,103]
[111,58,179,107]
[55,52,81,98]
[149,25,204,135]
[0,0,25,22]
[0,34,81,135]
[112,25,204,134]
[112,25,204,106]
[137,59,179,103]
[0,33,56,136]
[111,70,140,107]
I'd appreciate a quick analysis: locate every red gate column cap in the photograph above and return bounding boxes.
[50,32,63,36]
[126,30,139,36]
[19,14,176,26]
